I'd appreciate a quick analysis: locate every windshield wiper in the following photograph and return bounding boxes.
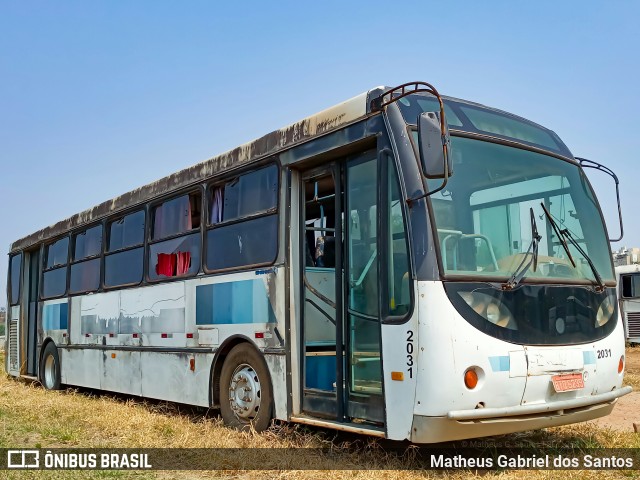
[539,202,576,268]
[539,202,605,292]
[502,208,541,290]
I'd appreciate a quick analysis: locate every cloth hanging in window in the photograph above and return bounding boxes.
[210,187,223,224]
[176,251,191,275]
[156,253,176,277]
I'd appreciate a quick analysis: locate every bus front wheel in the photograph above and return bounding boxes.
[219,343,273,432]
[40,343,62,390]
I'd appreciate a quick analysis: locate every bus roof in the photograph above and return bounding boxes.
[10,88,380,253]
[9,84,565,253]
[615,264,640,275]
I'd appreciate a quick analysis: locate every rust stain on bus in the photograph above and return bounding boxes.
[10,93,368,252]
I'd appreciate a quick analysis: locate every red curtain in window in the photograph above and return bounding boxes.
[155,251,191,277]
[156,253,176,277]
[176,251,191,275]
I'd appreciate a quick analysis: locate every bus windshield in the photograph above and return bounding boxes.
[424,135,615,285]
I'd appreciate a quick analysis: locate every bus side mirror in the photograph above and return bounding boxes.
[576,157,624,243]
[418,111,452,179]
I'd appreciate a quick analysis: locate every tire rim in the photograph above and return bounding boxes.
[44,354,56,389]
[228,363,261,421]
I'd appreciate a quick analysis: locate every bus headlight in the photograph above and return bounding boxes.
[596,296,615,327]
[459,292,517,330]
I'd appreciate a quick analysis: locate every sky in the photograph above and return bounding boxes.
[1,1,639,308]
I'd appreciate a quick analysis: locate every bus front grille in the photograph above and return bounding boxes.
[626,312,640,338]
[9,320,18,372]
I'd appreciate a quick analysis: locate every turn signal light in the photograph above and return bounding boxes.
[619,356,625,374]
[464,369,478,389]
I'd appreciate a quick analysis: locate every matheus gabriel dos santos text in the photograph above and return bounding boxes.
[431,454,634,469]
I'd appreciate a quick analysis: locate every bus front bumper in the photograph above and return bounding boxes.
[410,386,631,443]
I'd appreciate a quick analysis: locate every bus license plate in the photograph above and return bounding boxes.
[551,373,584,392]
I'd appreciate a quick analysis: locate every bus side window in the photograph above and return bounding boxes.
[387,157,410,316]
[149,191,202,280]
[105,210,145,288]
[621,274,640,299]
[69,224,102,294]
[42,237,69,299]
[206,164,279,271]
[9,253,22,306]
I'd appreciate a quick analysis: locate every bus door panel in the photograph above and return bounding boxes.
[301,165,342,418]
[344,153,384,423]
[25,248,40,376]
[299,152,384,425]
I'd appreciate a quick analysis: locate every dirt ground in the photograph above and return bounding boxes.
[587,346,640,432]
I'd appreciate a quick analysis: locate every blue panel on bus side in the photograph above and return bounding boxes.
[488,355,510,372]
[196,280,277,325]
[42,302,68,330]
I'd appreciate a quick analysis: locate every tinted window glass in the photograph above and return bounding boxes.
[460,105,559,151]
[386,157,410,317]
[10,254,22,305]
[42,267,67,298]
[153,192,201,239]
[207,214,277,270]
[69,259,100,294]
[621,274,640,298]
[46,237,69,269]
[149,233,200,280]
[347,157,378,316]
[398,96,463,126]
[108,210,145,251]
[74,225,103,260]
[398,94,571,156]
[105,247,143,287]
[210,165,278,224]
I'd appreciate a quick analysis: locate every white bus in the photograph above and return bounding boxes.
[616,264,640,344]
[5,82,630,443]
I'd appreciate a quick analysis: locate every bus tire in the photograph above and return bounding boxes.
[219,343,273,432]
[40,343,62,390]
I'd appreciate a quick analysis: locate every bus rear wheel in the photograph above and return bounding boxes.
[219,343,273,432]
[40,343,62,390]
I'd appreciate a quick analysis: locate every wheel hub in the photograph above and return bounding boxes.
[44,354,55,389]
[228,364,261,420]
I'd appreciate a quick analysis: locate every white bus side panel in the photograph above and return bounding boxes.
[102,350,142,395]
[57,270,287,412]
[60,348,102,390]
[140,351,212,406]
[380,283,419,441]
[264,354,288,421]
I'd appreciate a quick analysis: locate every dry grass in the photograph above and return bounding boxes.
[0,351,639,479]
[623,345,640,390]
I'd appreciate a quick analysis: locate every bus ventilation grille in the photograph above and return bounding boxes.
[9,320,18,372]
[626,312,640,338]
